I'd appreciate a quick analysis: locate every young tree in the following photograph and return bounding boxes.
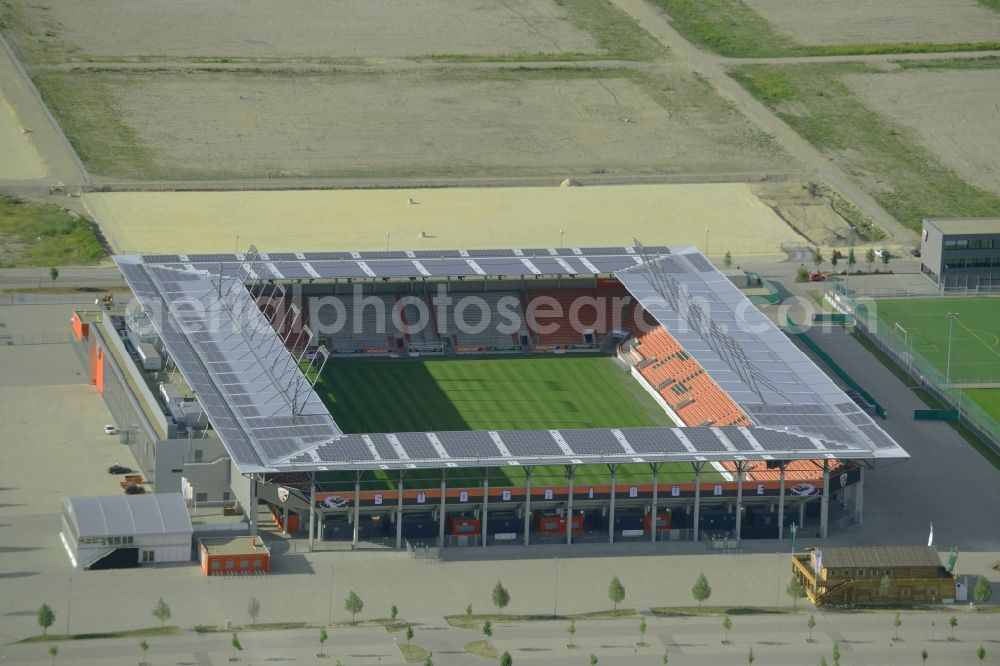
[692,574,711,608]
[567,619,576,647]
[812,249,824,271]
[831,253,839,270]
[608,576,626,614]
[881,250,891,270]
[662,647,669,664]
[639,617,647,646]
[345,591,364,624]
[978,645,986,662]
[500,651,513,666]
[48,645,58,666]
[747,646,755,664]
[152,598,171,629]
[832,641,841,666]
[318,627,328,657]
[807,613,816,642]
[390,604,398,621]
[848,247,857,270]
[866,247,876,272]
[424,658,434,666]
[796,265,810,282]
[482,620,493,642]
[892,610,902,641]
[589,654,598,666]
[819,658,828,666]
[723,251,733,269]
[722,615,732,643]
[406,624,414,645]
[879,575,893,599]
[949,615,958,640]
[231,632,242,660]
[465,603,473,617]
[492,581,510,615]
[37,603,55,638]
[49,267,59,282]
[974,576,993,604]
[786,576,806,608]
[247,597,261,627]
[921,649,928,664]
[139,639,150,665]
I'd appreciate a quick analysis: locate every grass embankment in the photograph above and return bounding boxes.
[20,626,180,643]
[730,63,1000,232]
[398,643,431,662]
[0,196,106,267]
[446,610,637,629]
[651,606,801,617]
[650,0,1000,58]
[464,640,498,659]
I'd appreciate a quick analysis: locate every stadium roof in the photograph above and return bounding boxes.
[923,217,1000,235]
[115,246,908,475]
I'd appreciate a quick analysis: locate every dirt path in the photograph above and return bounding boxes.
[0,34,88,186]
[606,0,915,243]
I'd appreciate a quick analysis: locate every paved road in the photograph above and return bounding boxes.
[721,48,1000,66]
[0,266,124,289]
[606,0,914,245]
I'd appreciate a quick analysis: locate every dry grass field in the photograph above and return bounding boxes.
[4,0,598,60]
[844,68,1000,198]
[745,0,1000,47]
[83,183,800,257]
[52,68,784,180]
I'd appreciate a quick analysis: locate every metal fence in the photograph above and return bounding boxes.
[848,298,1000,456]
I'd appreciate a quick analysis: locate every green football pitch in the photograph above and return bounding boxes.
[872,298,1000,384]
[311,355,719,489]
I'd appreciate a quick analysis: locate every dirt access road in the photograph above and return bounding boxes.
[607,0,914,244]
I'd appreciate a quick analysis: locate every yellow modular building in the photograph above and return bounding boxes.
[792,546,955,607]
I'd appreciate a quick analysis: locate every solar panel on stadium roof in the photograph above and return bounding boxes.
[618,428,688,454]
[680,428,728,452]
[499,430,563,457]
[265,252,300,261]
[394,432,440,460]
[466,249,515,257]
[366,434,401,461]
[474,258,532,275]
[142,254,181,263]
[358,251,410,260]
[306,262,368,278]
[435,431,501,459]
[524,257,566,274]
[366,260,421,277]
[717,427,755,451]
[417,260,480,276]
[588,257,640,273]
[559,429,625,456]
[270,262,313,279]
[684,253,716,272]
[303,252,352,260]
[318,436,376,462]
[187,253,237,262]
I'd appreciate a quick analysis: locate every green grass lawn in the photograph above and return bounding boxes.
[871,298,1000,383]
[966,388,1000,424]
[0,196,106,267]
[312,355,717,489]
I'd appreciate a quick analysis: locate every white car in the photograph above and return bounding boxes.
[104,425,118,435]
[790,483,818,497]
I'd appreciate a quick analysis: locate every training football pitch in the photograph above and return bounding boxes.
[312,355,718,488]
[873,298,1000,384]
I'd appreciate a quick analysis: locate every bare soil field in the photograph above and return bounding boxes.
[0,94,45,179]
[746,0,1000,46]
[83,183,801,258]
[844,69,1000,198]
[4,0,597,60]
[50,69,786,180]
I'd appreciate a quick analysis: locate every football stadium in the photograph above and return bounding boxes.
[70,243,908,564]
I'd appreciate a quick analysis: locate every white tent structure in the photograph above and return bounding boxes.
[60,494,193,569]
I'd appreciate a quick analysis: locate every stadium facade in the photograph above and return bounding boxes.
[74,244,908,552]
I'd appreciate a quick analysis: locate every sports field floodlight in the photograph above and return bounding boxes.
[945,312,960,387]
